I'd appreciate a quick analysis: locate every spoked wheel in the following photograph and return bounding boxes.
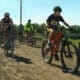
[41,40,53,64]
[61,41,79,72]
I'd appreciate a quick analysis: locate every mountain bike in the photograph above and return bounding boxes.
[2,24,15,56]
[27,31,36,47]
[41,27,80,72]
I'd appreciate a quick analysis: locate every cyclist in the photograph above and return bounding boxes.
[46,6,70,60]
[24,19,33,40]
[1,12,14,48]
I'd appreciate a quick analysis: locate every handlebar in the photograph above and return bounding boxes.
[60,26,80,39]
[60,26,76,33]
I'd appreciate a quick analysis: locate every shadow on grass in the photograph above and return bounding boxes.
[6,54,33,64]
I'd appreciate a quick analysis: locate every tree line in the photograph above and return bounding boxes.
[14,23,80,34]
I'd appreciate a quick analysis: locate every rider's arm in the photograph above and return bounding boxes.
[10,19,16,32]
[46,21,50,27]
[1,19,5,29]
[60,16,70,28]
[63,21,70,27]
[10,19,14,26]
[1,19,4,26]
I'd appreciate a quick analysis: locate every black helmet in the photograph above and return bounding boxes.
[53,6,62,12]
[4,12,10,17]
[28,19,31,23]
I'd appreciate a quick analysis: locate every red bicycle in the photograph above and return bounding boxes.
[41,27,80,72]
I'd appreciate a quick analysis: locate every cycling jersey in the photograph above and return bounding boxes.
[2,18,11,24]
[47,14,65,30]
[1,18,13,32]
[24,23,33,32]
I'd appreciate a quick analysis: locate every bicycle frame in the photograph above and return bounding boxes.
[51,31,63,54]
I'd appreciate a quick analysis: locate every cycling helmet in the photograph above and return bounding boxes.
[4,12,10,17]
[53,6,62,12]
[28,19,31,23]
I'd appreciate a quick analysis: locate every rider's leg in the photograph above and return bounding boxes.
[47,29,56,47]
[1,32,8,48]
[46,28,59,58]
[54,42,60,60]
[51,34,60,60]
[3,32,8,41]
[48,29,53,42]
[48,29,54,43]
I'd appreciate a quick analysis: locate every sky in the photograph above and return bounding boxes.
[0,0,80,25]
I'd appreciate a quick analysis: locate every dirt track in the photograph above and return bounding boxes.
[0,41,80,80]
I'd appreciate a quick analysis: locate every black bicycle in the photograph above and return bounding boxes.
[42,27,80,72]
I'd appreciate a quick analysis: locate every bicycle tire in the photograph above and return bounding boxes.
[41,40,53,64]
[4,33,14,56]
[60,41,79,72]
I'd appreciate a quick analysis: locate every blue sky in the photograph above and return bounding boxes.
[0,0,80,25]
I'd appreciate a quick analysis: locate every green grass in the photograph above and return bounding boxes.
[69,39,80,47]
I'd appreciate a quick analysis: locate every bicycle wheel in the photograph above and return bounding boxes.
[10,40,14,55]
[41,40,53,64]
[4,43,12,56]
[61,41,79,72]
[4,33,14,56]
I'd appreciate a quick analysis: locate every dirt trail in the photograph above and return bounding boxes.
[0,42,80,80]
